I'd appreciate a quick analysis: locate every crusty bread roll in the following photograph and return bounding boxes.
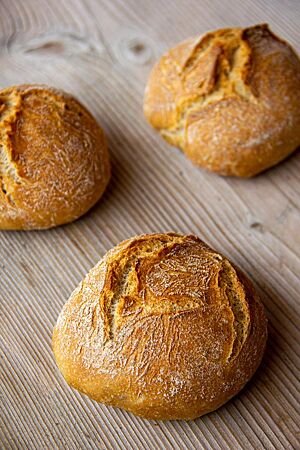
[144,24,300,177]
[53,233,267,420]
[0,84,110,229]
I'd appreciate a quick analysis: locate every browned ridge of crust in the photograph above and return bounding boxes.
[53,233,268,420]
[0,84,110,229]
[144,24,300,177]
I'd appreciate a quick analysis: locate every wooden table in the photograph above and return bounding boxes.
[1,1,299,448]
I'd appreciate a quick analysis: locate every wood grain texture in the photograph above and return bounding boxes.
[0,0,299,448]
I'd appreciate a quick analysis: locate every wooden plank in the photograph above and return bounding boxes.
[0,0,299,448]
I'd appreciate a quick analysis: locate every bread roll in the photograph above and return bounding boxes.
[144,24,300,177]
[0,84,110,229]
[53,233,267,420]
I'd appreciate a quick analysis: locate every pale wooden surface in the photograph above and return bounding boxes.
[0,0,300,448]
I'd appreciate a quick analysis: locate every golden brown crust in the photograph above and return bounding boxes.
[53,233,267,420]
[144,24,300,177]
[0,84,110,229]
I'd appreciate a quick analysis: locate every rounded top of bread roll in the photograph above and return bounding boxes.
[53,233,267,420]
[144,24,300,177]
[0,84,110,229]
